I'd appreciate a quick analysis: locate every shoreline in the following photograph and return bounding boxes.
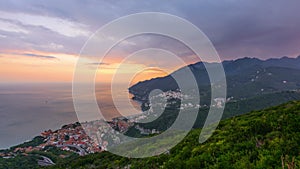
[0,92,143,151]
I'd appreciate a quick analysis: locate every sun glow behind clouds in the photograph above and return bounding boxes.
[0,9,200,84]
[0,10,184,84]
[0,50,173,83]
[96,63,170,85]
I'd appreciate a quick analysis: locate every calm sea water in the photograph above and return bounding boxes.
[0,83,140,149]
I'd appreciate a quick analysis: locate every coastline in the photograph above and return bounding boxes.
[1,89,143,151]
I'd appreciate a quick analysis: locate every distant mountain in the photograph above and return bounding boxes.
[263,56,300,69]
[129,56,300,102]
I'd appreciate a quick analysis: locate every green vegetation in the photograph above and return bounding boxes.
[31,146,78,163]
[0,154,40,169]
[224,91,300,117]
[0,146,77,169]
[46,101,300,169]
[10,136,45,150]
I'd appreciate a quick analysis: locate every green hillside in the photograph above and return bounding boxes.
[46,101,300,169]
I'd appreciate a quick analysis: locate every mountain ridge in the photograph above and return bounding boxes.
[129,56,300,103]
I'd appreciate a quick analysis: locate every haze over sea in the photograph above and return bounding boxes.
[0,83,140,149]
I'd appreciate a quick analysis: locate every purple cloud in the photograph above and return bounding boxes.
[22,53,57,59]
[0,0,300,61]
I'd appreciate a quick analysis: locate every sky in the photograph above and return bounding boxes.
[1,0,300,83]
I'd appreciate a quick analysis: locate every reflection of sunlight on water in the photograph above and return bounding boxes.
[96,83,141,119]
[0,83,141,149]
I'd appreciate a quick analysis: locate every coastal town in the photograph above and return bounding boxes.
[0,118,134,158]
[0,116,162,160]
[0,90,227,161]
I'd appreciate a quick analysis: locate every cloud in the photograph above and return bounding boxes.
[22,53,57,59]
[1,0,300,62]
[0,34,7,38]
[0,19,29,34]
[143,67,166,73]
[178,0,300,59]
[0,11,91,38]
[86,62,110,66]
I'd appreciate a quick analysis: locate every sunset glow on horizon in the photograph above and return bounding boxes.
[0,49,177,83]
[1,1,300,84]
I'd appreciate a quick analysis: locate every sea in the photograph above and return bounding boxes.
[0,83,141,149]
